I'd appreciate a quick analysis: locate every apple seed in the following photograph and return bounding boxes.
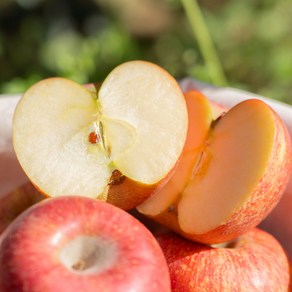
[88,132,100,144]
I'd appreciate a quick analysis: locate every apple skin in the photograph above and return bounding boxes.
[148,100,292,244]
[0,197,171,292]
[104,169,175,210]
[156,228,289,291]
[0,182,44,234]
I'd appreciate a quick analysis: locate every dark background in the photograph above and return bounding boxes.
[0,0,291,103]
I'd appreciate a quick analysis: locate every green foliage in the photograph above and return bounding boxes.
[0,0,291,104]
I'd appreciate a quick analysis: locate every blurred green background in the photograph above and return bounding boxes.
[0,0,291,103]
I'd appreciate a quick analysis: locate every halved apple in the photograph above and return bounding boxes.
[138,97,292,244]
[12,61,188,210]
[138,90,213,216]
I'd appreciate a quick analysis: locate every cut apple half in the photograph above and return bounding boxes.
[137,90,213,216]
[13,61,188,210]
[138,98,292,244]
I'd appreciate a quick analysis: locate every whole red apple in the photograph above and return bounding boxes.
[0,196,171,292]
[156,228,289,291]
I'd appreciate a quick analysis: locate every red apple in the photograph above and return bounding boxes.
[157,228,289,291]
[138,97,292,244]
[0,196,171,292]
[12,61,188,210]
[0,182,43,234]
[180,81,292,255]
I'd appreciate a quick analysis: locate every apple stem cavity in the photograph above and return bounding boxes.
[59,235,117,275]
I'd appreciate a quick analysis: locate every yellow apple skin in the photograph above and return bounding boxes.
[0,183,44,234]
[140,99,292,244]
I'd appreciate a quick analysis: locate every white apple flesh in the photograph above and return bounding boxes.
[0,196,171,292]
[12,61,188,210]
[157,228,289,291]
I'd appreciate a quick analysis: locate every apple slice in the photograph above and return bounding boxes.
[13,61,188,210]
[138,99,292,244]
[137,90,213,216]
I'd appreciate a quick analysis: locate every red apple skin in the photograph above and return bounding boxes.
[156,228,289,292]
[0,182,44,234]
[260,182,292,258]
[0,197,171,292]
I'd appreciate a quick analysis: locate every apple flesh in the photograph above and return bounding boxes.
[138,98,292,244]
[157,228,289,291]
[12,61,188,210]
[0,182,43,234]
[0,196,171,292]
[138,90,213,216]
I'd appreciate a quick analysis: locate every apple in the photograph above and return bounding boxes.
[138,97,292,244]
[12,61,188,210]
[156,228,289,291]
[0,196,171,292]
[138,90,213,217]
[0,182,44,234]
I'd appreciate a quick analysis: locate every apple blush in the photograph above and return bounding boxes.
[0,196,171,292]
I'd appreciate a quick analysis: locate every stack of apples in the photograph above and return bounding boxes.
[0,61,291,291]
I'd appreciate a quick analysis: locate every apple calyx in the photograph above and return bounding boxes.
[59,235,117,275]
